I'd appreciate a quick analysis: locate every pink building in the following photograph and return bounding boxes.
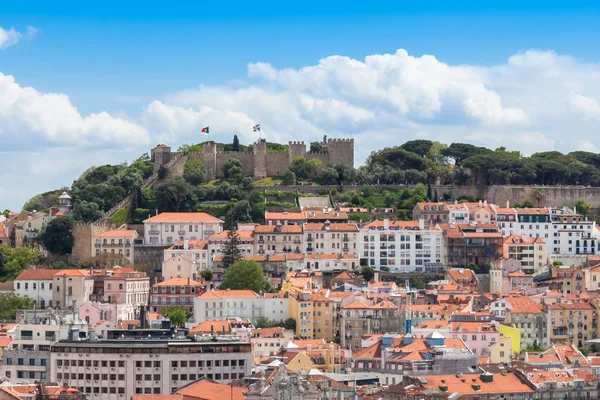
[150,277,206,314]
[449,321,499,356]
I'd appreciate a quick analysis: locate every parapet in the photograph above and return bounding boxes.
[327,138,354,143]
[289,141,305,145]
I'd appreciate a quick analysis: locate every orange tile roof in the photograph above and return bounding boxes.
[463,231,502,238]
[251,327,286,338]
[305,211,348,220]
[303,222,358,231]
[190,320,231,334]
[305,253,357,260]
[507,271,531,278]
[198,290,260,299]
[291,339,328,349]
[54,269,91,277]
[144,212,223,223]
[265,212,305,220]
[16,269,58,280]
[95,229,137,237]
[363,220,423,229]
[446,268,476,282]
[422,373,534,395]
[333,271,354,280]
[549,302,594,310]
[371,300,397,309]
[254,225,303,233]
[310,292,331,302]
[131,396,182,400]
[341,301,372,310]
[209,230,254,239]
[415,202,449,211]
[505,296,544,314]
[154,277,204,287]
[515,208,550,215]
[450,321,497,333]
[0,337,11,347]
[168,240,208,250]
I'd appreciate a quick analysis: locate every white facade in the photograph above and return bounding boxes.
[208,230,254,267]
[251,328,294,360]
[14,275,54,309]
[359,219,444,273]
[551,215,597,255]
[193,290,286,325]
[302,254,359,273]
[50,337,252,400]
[303,222,359,254]
[513,209,553,253]
[447,204,470,224]
[262,294,290,323]
[163,240,209,280]
[143,212,224,246]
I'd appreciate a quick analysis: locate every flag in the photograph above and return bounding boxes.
[253,124,261,132]
[201,126,209,135]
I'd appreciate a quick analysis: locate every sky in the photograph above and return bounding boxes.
[3,1,600,210]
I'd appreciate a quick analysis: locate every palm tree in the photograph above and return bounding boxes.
[533,187,544,207]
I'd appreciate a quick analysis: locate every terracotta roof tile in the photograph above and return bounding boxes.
[144,212,223,223]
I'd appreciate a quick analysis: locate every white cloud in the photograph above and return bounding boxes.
[0,25,36,49]
[568,92,600,121]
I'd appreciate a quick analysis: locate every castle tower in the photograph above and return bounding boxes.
[201,142,218,180]
[253,140,267,178]
[288,141,306,165]
[57,192,72,215]
[151,144,172,171]
[325,138,354,167]
[489,258,504,294]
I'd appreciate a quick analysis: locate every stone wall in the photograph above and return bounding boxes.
[265,152,289,177]
[134,245,170,277]
[71,222,113,264]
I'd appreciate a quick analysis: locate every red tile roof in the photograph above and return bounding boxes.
[16,269,59,280]
[303,222,358,231]
[155,278,204,287]
[209,230,253,239]
[144,212,223,223]
[254,225,303,233]
[198,290,260,299]
[265,212,305,220]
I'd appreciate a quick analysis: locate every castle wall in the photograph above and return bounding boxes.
[71,222,113,264]
[166,152,187,178]
[288,141,307,164]
[215,152,255,179]
[265,153,290,177]
[325,138,354,167]
[305,151,330,166]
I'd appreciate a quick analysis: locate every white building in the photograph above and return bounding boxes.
[551,212,597,255]
[262,293,290,323]
[143,212,224,246]
[513,208,553,251]
[303,253,359,273]
[494,206,518,236]
[359,219,444,273]
[194,290,283,325]
[14,269,57,309]
[251,327,294,361]
[3,309,87,384]
[50,333,252,399]
[447,203,470,224]
[303,222,359,254]
[162,240,209,280]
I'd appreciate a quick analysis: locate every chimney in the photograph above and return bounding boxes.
[418,219,425,230]
[478,200,483,207]
[506,201,510,208]
[484,200,487,207]
[184,239,189,250]
[383,219,389,230]
[139,304,146,329]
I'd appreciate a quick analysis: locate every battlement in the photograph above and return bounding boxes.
[327,138,354,143]
[289,141,305,145]
[306,151,329,155]
[216,150,253,154]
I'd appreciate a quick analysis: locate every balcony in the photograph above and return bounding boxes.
[94,243,101,248]
[258,249,265,254]
[342,237,350,242]
[148,230,160,235]
[293,239,301,244]
[307,246,313,252]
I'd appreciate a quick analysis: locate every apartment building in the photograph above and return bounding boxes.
[550,265,584,294]
[288,291,314,340]
[150,278,205,314]
[91,269,150,313]
[551,213,597,255]
[52,270,94,309]
[339,300,399,350]
[304,210,348,224]
[3,310,87,384]
[254,224,303,255]
[502,234,547,272]
[193,290,263,324]
[412,202,449,224]
[208,230,254,263]
[464,201,496,224]
[359,219,444,273]
[440,222,502,269]
[14,212,50,247]
[303,253,359,273]
[447,203,470,224]
[92,229,138,263]
[14,269,56,309]
[162,240,209,281]
[304,222,358,255]
[514,207,552,246]
[448,320,498,356]
[548,302,595,349]
[494,206,518,236]
[251,327,294,361]
[265,212,306,226]
[143,212,224,246]
[50,332,252,399]
[503,296,548,351]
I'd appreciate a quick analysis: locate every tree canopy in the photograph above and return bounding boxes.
[0,293,35,320]
[0,245,39,281]
[162,305,190,327]
[220,260,265,293]
[39,217,75,255]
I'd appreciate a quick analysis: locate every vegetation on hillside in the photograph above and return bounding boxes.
[0,245,39,281]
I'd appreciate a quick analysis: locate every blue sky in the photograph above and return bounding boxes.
[2,1,600,210]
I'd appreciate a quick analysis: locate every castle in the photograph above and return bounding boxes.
[150,138,354,180]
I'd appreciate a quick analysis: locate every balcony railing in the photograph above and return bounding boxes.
[148,230,160,235]
[178,230,186,235]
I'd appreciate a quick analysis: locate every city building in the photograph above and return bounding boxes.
[254,224,303,255]
[304,210,348,224]
[464,201,496,224]
[265,212,306,226]
[251,327,294,361]
[52,270,94,309]
[3,310,87,384]
[14,269,56,309]
[193,290,262,324]
[439,223,502,269]
[412,203,449,225]
[89,268,150,319]
[502,234,547,272]
[162,240,209,281]
[548,302,595,349]
[359,219,444,273]
[143,213,224,246]
[303,253,359,273]
[551,212,597,255]
[494,206,518,236]
[150,278,205,314]
[303,222,358,255]
[497,296,548,351]
[50,330,252,399]
[514,207,552,247]
[207,230,254,263]
[92,229,138,263]
[339,300,400,350]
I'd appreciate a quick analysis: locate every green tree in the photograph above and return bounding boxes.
[0,245,39,281]
[255,316,277,328]
[154,178,198,212]
[290,156,310,179]
[183,159,207,185]
[232,135,240,152]
[108,208,128,226]
[223,159,244,183]
[2,209,10,218]
[73,200,103,222]
[360,265,375,282]
[82,253,132,269]
[0,293,35,320]
[281,318,296,331]
[157,165,169,180]
[574,199,592,216]
[221,229,244,268]
[307,159,324,178]
[39,217,75,255]
[553,260,564,266]
[220,260,265,293]
[522,200,535,208]
[321,167,339,185]
[162,305,190,327]
[200,269,213,282]
[525,343,544,352]
[283,170,297,185]
[410,276,426,289]
[309,142,323,153]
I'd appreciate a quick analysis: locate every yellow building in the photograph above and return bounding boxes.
[289,291,314,339]
[92,229,139,264]
[489,337,513,363]
[283,351,315,373]
[502,234,547,273]
[548,302,595,349]
[311,292,334,341]
[498,323,521,356]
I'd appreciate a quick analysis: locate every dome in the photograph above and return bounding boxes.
[58,191,71,200]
